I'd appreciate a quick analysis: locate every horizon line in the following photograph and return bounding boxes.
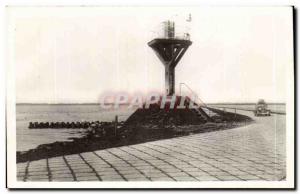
[16,102,286,105]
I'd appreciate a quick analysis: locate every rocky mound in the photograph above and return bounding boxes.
[123,96,209,128]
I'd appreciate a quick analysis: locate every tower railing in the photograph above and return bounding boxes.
[149,23,191,41]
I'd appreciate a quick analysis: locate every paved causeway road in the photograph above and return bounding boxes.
[17,110,286,182]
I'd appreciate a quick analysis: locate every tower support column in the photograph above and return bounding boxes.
[165,65,175,96]
[148,38,192,96]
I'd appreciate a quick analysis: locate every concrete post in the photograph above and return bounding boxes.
[165,65,175,96]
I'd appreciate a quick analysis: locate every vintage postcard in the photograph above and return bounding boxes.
[6,6,294,189]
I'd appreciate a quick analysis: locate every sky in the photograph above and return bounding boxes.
[8,6,293,103]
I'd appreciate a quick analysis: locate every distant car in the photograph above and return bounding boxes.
[254,99,271,116]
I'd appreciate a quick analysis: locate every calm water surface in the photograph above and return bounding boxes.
[16,104,135,152]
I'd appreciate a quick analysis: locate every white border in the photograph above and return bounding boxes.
[3,1,295,189]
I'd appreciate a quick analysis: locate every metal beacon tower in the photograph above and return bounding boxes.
[148,20,192,96]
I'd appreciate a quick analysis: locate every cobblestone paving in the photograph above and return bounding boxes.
[17,110,286,182]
